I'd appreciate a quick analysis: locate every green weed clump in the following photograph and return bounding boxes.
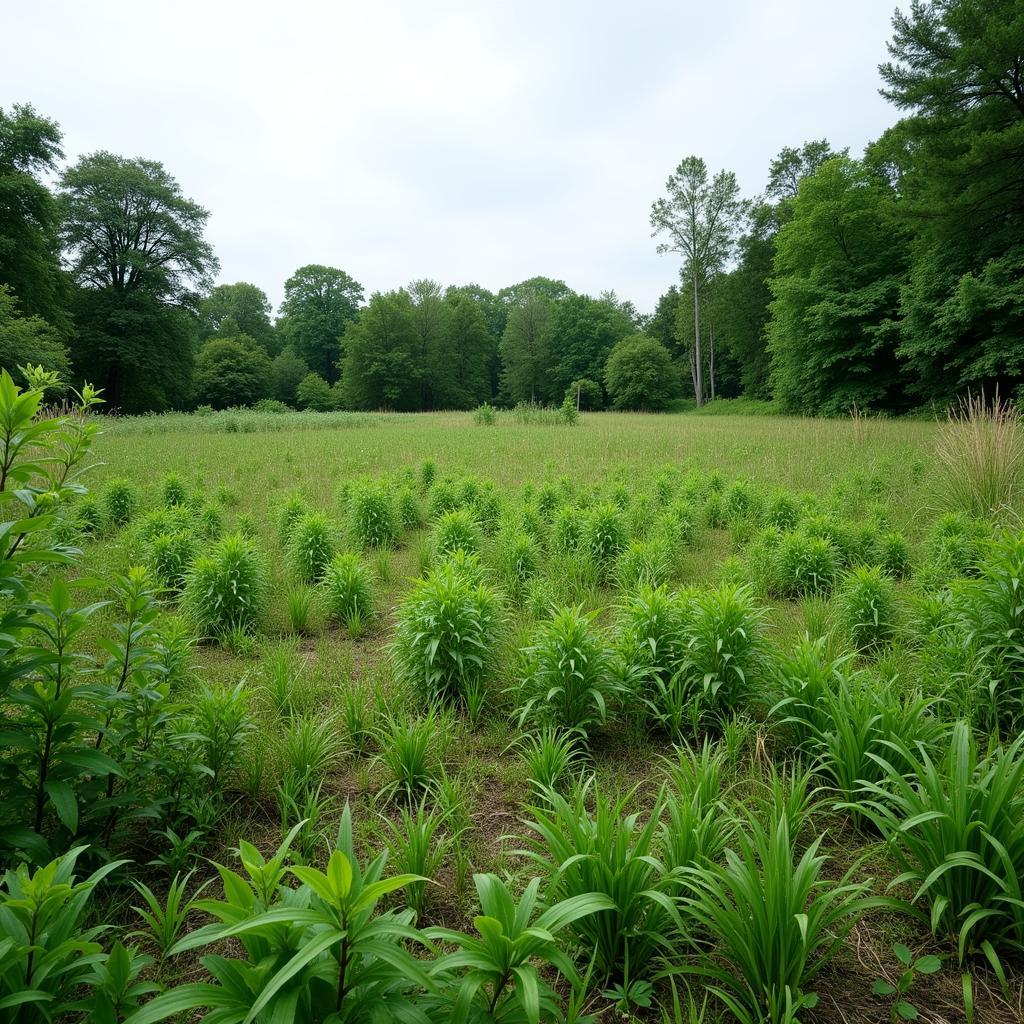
[676,799,875,1024]
[182,532,266,637]
[287,510,336,582]
[614,536,674,590]
[853,722,1024,972]
[494,530,541,603]
[392,560,502,707]
[276,492,310,547]
[431,507,482,559]
[103,477,138,528]
[773,531,839,598]
[840,565,899,652]
[348,479,400,549]
[323,553,374,632]
[146,530,196,591]
[581,501,627,576]
[517,606,621,737]
[161,472,188,507]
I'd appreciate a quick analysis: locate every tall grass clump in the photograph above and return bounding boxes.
[182,532,266,637]
[615,536,674,590]
[963,529,1024,732]
[520,779,678,981]
[431,507,482,559]
[515,726,583,794]
[660,741,731,873]
[103,477,138,528]
[674,800,876,1024]
[494,530,540,603]
[839,565,898,652]
[935,389,1024,518]
[348,478,400,550]
[374,706,450,802]
[853,722,1024,971]
[323,552,374,632]
[581,501,627,577]
[773,532,838,598]
[392,560,502,708]
[146,530,196,591]
[287,510,336,583]
[276,492,310,547]
[516,606,622,737]
[681,583,764,723]
[161,472,188,507]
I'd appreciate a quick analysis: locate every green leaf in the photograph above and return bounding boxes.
[893,943,912,967]
[873,980,896,996]
[914,954,941,975]
[895,1001,919,1020]
[44,780,78,832]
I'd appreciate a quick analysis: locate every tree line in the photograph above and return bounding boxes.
[1,0,1021,415]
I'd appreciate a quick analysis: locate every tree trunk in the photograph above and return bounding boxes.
[692,275,703,406]
[709,322,716,402]
[689,345,699,402]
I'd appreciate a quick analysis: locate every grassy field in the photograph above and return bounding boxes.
[18,407,1024,1023]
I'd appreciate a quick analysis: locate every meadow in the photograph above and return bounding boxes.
[3,386,1024,1024]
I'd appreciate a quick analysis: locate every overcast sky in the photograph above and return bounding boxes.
[6,0,905,315]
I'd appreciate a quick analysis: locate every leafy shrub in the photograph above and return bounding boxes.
[853,722,1024,970]
[323,552,374,630]
[0,849,140,1019]
[287,510,336,583]
[182,532,266,636]
[773,531,838,598]
[137,806,434,1021]
[840,565,898,651]
[675,800,875,1024]
[348,478,400,549]
[516,606,622,736]
[103,477,137,528]
[431,507,481,558]
[392,561,502,707]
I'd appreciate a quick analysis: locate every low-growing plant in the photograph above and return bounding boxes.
[516,605,623,737]
[161,472,188,507]
[146,529,196,591]
[323,552,374,630]
[872,943,943,1023]
[520,778,680,981]
[515,726,584,794]
[182,531,266,636]
[191,680,254,790]
[494,529,540,603]
[852,722,1024,972]
[288,510,336,582]
[130,869,211,960]
[375,707,450,802]
[285,582,315,634]
[841,564,899,652]
[278,712,341,795]
[670,800,877,1024]
[392,560,502,707]
[472,402,497,425]
[380,799,462,918]
[660,740,732,874]
[879,531,910,577]
[348,477,400,549]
